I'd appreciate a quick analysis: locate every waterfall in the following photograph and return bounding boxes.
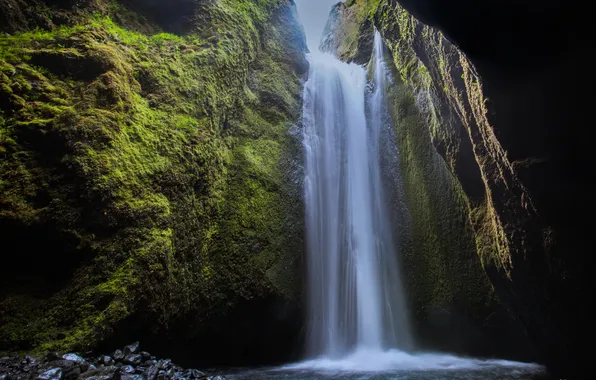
[303,30,413,358]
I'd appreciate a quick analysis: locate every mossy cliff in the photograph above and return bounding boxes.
[0,0,307,365]
[326,0,592,377]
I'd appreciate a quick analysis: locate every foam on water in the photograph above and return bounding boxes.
[284,349,543,373]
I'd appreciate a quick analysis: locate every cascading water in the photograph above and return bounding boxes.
[303,26,412,357]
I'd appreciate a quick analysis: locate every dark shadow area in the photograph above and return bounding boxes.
[95,296,304,369]
[413,304,540,363]
[119,0,198,35]
[0,220,83,299]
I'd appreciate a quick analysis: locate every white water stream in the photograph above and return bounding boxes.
[302,28,412,357]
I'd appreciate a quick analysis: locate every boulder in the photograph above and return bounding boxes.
[61,354,85,364]
[119,365,135,374]
[37,368,63,380]
[78,365,118,380]
[111,351,124,362]
[143,365,159,380]
[122,343,140,356]
[97,356,114,367]
[122,355,141,366]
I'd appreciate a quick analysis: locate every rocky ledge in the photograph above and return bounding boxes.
[0,343,224,380]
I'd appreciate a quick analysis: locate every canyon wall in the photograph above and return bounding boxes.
[0,0,307,365]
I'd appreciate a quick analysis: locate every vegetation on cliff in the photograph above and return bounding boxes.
[0,0,307,357]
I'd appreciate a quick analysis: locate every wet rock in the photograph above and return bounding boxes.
[97,356,114,367]
[123,342,139,356]
[143,360,157,367]
[144,365,159,380]
[134,366,146,375]
[122,355,141,366]
[207,377,225,380]
[37,368,62,380]
[0,374,7,380]
[111,350,124,362]
[119,365,135,374]
[172,372,185,380]
[139,352,151,361]
[156,360,171,370]
[78,365,118,380]
[119,375,142,380]
[61,354,85,364]
[156,370,166,380]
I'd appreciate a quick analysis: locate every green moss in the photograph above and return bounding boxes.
[0,0,305,353]
[383,76,495,320]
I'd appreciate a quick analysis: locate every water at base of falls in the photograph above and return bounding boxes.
[222,350,546,379]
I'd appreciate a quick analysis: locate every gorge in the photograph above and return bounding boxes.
[0,0,592,379]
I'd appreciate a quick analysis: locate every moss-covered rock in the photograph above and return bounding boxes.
[0,0,307,363]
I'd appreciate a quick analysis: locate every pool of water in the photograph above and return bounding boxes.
[223,350,547,380]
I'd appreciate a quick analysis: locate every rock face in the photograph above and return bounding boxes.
[0,0,307,365]
[319,1,374,64]
[325,0,593,378]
